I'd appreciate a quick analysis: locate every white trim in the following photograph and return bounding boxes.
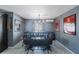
[56,40,75,54]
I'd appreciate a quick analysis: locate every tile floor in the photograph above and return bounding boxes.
[2,40,73,54]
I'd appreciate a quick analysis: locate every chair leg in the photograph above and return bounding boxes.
[42,47,45,52]
[27,50,29,54]
[31,49,34,52]
[24,45,29,53]
[47,50,49,54]
[26,45,33,54]
[47,45,52,54]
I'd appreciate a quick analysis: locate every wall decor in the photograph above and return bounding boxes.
[14,19,22,32]
[64,14,76,35]
[55,20,60,31]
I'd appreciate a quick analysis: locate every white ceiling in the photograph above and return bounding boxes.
[0,5,77,19]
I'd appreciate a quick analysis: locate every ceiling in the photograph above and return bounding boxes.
[0,5,77,19]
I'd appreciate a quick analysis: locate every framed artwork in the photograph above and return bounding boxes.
[55,20,60,31]
[14,19,22,32]
[64,14,76,35]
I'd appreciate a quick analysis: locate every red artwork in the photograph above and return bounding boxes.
[64,14,76,35]
[55,20,60,31]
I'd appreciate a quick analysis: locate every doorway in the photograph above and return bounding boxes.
[0,14,8,53]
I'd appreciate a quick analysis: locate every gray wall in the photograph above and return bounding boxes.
[12,14,25,45]
[56,6,79,53]
[43,22,54,32]
[25,19,54,32]
[25,20,34,32]
[8,13,25,46]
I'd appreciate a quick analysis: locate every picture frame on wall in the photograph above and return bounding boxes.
[64,14,76,35]
[14,19,22,32]
[55,20,60,31]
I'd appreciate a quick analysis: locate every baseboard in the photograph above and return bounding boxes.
[56,40,75,54]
